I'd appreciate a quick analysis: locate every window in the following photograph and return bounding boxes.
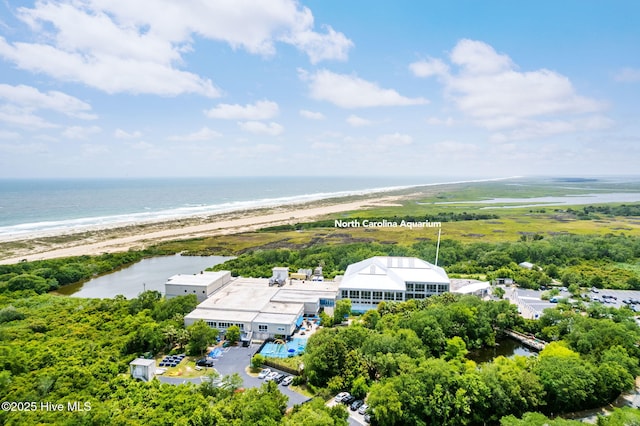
[341,290,348,298]
[361,291,371,300]
[384,291,394,300]
[415,283,425,292]
[406,283,414,291]
[349,290,359,299]
[396,292,403,301]
[372,291,383,301]
[277,327,285,331]
[258,324,268,332]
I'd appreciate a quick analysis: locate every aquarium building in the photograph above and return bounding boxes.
[182,274,338,341]
[338,256,450,312]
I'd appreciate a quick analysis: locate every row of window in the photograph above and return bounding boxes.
[205,321,245,331]
[257,324,286,332]
[341,285,450,304]
[406,282,447,292]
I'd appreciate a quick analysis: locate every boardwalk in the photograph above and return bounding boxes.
[504,329,547,351]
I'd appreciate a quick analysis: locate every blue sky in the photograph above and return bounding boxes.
[0,0,638,178]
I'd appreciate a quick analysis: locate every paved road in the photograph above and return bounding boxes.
[157,344,310,408]
[213,344,310,408]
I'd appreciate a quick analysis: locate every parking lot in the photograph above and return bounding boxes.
[505,286,640,319]
[326,398,367,426]
[213,344,310,408]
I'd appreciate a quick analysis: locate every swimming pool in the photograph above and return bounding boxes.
[259,337,307,358]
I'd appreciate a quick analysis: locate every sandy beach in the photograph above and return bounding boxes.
[0,193,406,265]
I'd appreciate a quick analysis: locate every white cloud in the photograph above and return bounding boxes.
[450,39,514,74]
[299,109,325,120]
[413,39,608,142]
[302,69,428,108]
[426,116,455,126]
[614,67,640,82]
[376,133,413,148]
[238,121,284,136]
[62,125,101,139]
[0,1,351,97]
[284,25,353,64]
[0,105,58,129]
[0,84,96,119]
[409,58,449,78]
[114,129,143,139]
[205,100,279,120]
[167,127,222,141]
[346,114,372,127]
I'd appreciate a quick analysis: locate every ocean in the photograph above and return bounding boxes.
[0,176,475,239]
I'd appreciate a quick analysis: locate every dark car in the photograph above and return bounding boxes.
[350,399,364,411]
[196,357,214,367]
[273,373,286,384]
[342,395,356,405]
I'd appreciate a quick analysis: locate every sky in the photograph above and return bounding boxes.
[0,0,638,178]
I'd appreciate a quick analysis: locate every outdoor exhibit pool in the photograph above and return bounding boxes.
[260,337,307,358]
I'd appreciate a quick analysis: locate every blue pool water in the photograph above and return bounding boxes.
[260,338,307,358]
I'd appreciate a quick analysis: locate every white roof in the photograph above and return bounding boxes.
[130,358,155,367]
[339,256,449,291]
[253,312,299,325]
[452,281,490,294]
[185,308,258,323]
[166,271,228,286]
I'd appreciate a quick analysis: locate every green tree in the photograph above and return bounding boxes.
[493,286,506,299]
[334,299,352,324]
[361,309,380,329]
[187,320,219,356]
[251,353,265,368]
[226,325,241,344]
[444,336,468,361]
[283,397,348,426]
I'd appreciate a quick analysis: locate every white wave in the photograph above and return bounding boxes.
[0,176,518,240]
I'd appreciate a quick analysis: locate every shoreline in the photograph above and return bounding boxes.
[0,177,519,264]
[0,191,411,265]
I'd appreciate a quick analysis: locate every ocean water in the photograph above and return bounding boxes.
[0,176,469,238]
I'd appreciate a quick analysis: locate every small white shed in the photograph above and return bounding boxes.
[129,358,156,382]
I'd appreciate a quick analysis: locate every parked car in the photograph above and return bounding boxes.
[350,399,364,411]
[196,358,214,367]
[334,392,350,403]
[358,404,369,415]
[342,395,356,405]
[281,376,293,386]
[274,373,286,384]
[549,297,558,303]
[258,368,271,379]
[265,371,279,381]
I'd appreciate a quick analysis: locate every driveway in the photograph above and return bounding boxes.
[213,344,310,408]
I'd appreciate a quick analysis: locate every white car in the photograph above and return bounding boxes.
[358,403,368,415]
[281,376,293,386]
[265,371,279,381]
[334,392,350,402]
[257,368,271,379]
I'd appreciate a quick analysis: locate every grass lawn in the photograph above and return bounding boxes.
[156,357,209,379]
